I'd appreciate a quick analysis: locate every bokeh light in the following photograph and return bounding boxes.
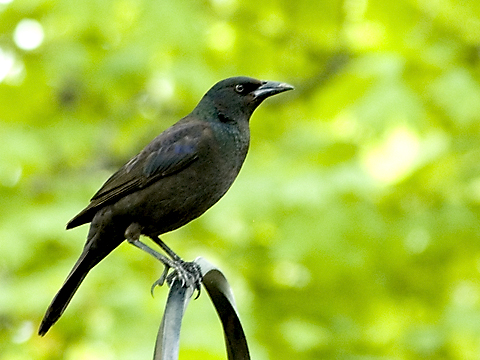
[13,19,44,51]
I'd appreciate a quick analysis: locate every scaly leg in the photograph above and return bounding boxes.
[124,223,201,295]
[150,235,202,297]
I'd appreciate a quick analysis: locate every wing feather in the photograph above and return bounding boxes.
[67,121,207,229]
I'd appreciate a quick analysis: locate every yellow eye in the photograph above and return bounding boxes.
[235,84,245,93]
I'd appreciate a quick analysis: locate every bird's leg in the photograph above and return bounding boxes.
[125,224,201,295]
[125,225,177,288]
[150,235,202,297]
[127,239,176,288]
[150,235,182,262]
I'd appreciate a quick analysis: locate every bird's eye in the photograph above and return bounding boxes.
[235,84,245,93]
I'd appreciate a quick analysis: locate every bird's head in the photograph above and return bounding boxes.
[194,76,294,123]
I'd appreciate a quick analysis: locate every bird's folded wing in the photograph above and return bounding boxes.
[67,122,207,228]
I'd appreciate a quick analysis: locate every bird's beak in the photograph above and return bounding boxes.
[252,81,295,100]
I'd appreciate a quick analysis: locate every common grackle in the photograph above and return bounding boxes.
[38,76,294,336]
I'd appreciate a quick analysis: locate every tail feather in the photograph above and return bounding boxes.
[38,247,98,336]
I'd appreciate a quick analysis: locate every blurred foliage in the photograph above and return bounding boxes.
[1,0,480,359]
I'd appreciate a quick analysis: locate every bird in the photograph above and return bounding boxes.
[38,76,294,336]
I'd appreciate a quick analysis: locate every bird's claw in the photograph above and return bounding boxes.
[150,260,202,299]
[150,265,170,296]
[167,261,202,299]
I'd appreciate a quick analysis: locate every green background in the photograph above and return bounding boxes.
[2,0,480,359]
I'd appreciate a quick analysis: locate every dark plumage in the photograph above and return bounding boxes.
[38,76,294,336]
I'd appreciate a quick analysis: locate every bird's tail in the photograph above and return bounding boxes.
[38,241,103,336]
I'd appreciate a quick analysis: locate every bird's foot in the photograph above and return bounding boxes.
[150,265,171,295]
[151,260,202,298]
[126,230,202,298]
